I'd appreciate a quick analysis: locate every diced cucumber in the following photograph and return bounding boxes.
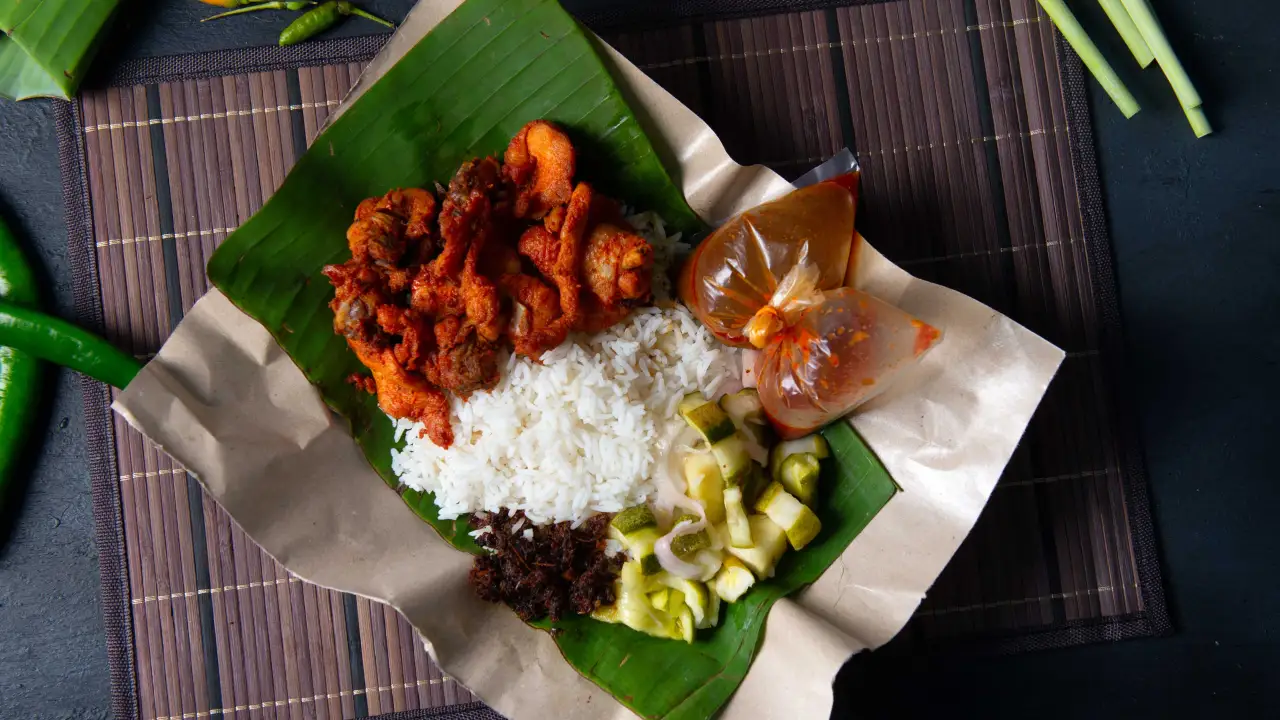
[712,432,752,485]
[674,604,696,644]
[667,588,686,615]
[720,388,764,424]
[724,515,789,578]
[611,504,657,535]
[670,530,711,559]
[697,589,721,630]
[590,600,621,624]
[713,556,757,603]
[638,553,663,576]
[723,486,753,548]
[769,434,831,481]
[663,577,710,626]
[680,396,736,444]
[617,561,677,638]
[755,481,822,550]
[678,391,707,417]
[742,462,767,507]
[610,519,663,576]
[779,452,820,506]
[648,588,670,612]
[721,389,772,452]
[684,452,726,524]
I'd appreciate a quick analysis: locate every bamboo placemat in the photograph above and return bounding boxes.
[55,1,1168,718]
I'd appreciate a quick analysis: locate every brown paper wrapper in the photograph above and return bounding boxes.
[114,2,1065,717]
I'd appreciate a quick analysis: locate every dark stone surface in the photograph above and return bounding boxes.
[0,1,1277,719]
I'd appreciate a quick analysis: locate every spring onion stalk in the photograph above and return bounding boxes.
[1185,106,1213,139]
[1118,0,1202,110]
[1097,0,1154,67]
[1036,0,1141,118]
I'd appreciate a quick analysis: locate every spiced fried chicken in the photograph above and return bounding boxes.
[323,121,656,448]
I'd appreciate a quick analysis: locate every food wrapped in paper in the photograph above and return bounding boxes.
[679,173,942,437]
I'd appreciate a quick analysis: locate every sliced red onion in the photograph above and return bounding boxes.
[654,503,709,579]
[652,424,704,521]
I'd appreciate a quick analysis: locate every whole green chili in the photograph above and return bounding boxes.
[279,1,395,47]
[0,301,141,391]
[202,1,314,22]
[0,214,42,526]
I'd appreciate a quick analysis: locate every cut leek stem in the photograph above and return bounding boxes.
[1097,0,1154,67]
[1035,0,1141,118]
[1119,0,1202,110]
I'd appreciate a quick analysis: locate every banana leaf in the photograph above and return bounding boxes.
[0,0,120,100]
[207,0,898,716]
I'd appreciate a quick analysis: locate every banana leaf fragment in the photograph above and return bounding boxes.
[205,0,898,716]
[0,0,120,100]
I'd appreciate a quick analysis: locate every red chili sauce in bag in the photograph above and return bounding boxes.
[679,173,942,438]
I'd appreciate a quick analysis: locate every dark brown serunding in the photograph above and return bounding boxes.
[468,510,621,623]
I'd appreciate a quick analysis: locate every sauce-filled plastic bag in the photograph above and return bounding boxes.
[679,174,942,438]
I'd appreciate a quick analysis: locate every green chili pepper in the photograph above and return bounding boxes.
[0,214,42,529]
[199,0,280,7]
[279,1,395,47]
[202,1,315,22]
[0,301,142,390]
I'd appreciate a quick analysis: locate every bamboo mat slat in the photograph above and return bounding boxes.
[56,1,1168,717]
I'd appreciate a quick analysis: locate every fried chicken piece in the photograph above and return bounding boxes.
[436,157,502,277]
[423,316,501,396]
[582,222,654,306]
[348,188,439,265]
[576,294,633,334]
[410,266,465,317]
[460,215,506,343]
[350,342,454,448]
[508,182,594,356]
[346,210,405,264]
[375,305,434,373]
[500,272,562,357]
[365,188,437,241]
[504,120,575,219]
[322,260,389,345]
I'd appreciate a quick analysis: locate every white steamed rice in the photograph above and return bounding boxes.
[390,211,740,525]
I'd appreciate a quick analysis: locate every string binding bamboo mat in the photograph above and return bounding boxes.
[54,1,1169,718]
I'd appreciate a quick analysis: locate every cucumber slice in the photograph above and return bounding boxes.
[677,391,707,417]
[779,452,820,506]
[611,504,657,535]
[724,515,789,578]
[590,600,621,624]
[663,577,710,626]
[697,589,721,629]
[670,530,711,559]
[713,556,756,603]
[712,433,752,485]
[681,398,737,444]
[720,389,772,453]
[755,481,823,550]
[742,462,767,507]
[610,520,663,575]
[769,434,831,481]
[618,561,677,638]
[638,553,663,576]
[723,486,753,548]
[720,389,765,426]
[674,604,696,644]
[684,451,726,524]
